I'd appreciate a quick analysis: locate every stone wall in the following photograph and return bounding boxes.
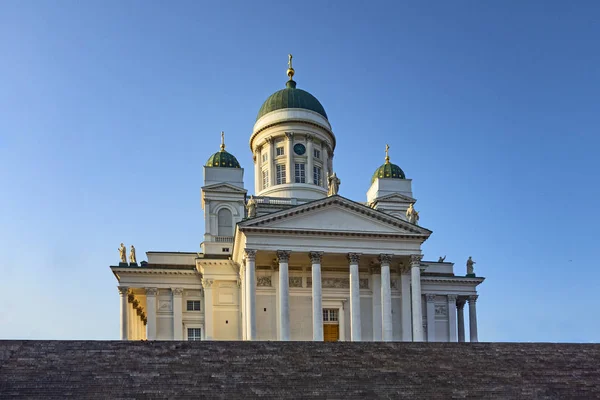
[1,341,599,399]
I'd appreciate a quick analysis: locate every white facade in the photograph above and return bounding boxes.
[111,64,484,342]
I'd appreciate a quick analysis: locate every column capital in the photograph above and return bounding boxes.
[378,254,393,265]
[172,287,184,296]
[457,299,466,310]
[132,299,140,309]
[447,294,458,302]
[425,293,436,303]
[277,250,291,263]
[305,133,314,142]
[309,251,323,264]
[468,295,479,304]
[410,254,424,267]
[237,279,242,288]
[118,286,129,295]
[136,308,143,316]
[127,293,135,303]
[347,253,361,264]
[370,266,381,275]
[201,278,214,289]
[145,287,158,296]
[244,248,257,261]
[285,131,294,140]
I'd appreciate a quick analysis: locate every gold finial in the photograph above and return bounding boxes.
[220,131,225,151]
[385,144,390,164]
[287,53,295,80]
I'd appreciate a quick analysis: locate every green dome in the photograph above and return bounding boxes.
[256,80,328,121]
[372,162,406,183]
[206,150,241,168]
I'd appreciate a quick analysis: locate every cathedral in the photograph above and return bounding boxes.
[110,56,484,343]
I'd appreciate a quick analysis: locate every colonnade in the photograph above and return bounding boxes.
[241,249,429,342]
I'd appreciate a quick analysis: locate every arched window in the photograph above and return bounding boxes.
[217,208,233,237]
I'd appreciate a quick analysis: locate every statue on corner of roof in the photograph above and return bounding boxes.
[327,172,340,196]
[438,255,446,262]
[246,195,257,218]
[466,256,476,276]
[118,243,127,264]
[406,203,419,225]
[129,245,137,264]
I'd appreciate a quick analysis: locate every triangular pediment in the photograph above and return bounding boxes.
[239,195,431,237]
[372,193,416,204]
[201,183,247,194]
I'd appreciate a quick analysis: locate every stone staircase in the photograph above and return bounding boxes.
[1,341,599,399]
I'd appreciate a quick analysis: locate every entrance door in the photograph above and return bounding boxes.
[323,324,339,342]
[323,309,339,342]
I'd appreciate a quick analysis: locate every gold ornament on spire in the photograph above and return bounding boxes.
[220,131,225,151]
[287,54,295,80]
[385,144,390,164]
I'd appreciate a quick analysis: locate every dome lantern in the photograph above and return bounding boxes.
[205,131,241,169]
[372,144,406,183]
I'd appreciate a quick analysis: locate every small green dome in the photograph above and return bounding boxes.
[372,162,406,183]
[256,80,328,121]
[206,150,241,168]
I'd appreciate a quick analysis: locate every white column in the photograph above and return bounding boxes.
[306,135,314,185]
[323,146,329,190]
[468,295,479,342]
[400,267,412,341]
[277,250,291,341]
[239,266,246,340]
[371,267,382,341]
[457,299,466,342]
[202,279,214,340]
[145,288,157,340]
[172,288,183,340]
[447,295,458,342]
[285,132,293,183]
[244,249,257,340]
[254,146,262,193]
[348,253,362,341]
[118,286,129,340]
[425,294,436,342]
[310,251,323,341]
[379,254,393,342]
[410,254,424,342]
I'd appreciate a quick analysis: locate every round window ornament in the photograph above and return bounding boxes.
[293,143,306,155]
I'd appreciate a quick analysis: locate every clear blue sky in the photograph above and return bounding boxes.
[1,1,598,342]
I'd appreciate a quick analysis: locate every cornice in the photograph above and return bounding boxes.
[421,276,485,285]
[250,119,336,151]
[239,226,428,240]
[110,267,199,276]
[239,196,431,236]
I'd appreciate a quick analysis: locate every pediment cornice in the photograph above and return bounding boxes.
[239,195,431,237]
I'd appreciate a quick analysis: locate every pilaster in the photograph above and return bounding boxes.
[145,288,158,340]
[172,287,184,340]
[379,254,393,342]
[425,293,436,342]
[202,279,214,340]
[447,295,458,342]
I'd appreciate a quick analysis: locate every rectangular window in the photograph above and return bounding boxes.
[314,149,321,159]
[187,328,202,341]
[313,166,322,186]
[276,164,286,184]
[276,146,285,156]
[186,300,201,311]
[262,153,268,163]
[323,309,338,322]
[294,163,306,183]
[262,170,269,189]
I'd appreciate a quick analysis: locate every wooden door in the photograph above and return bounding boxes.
[323,324,339,342]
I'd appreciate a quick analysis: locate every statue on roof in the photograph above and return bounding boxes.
[438,255,446,262]
[129,245,137,264]
[246,195,257,218]
[118,243,127,263]
[466,256,476,275]
[327,172,340,196]
[406,203,419,225]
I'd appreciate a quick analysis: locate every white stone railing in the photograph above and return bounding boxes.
[214,236,233,243]
[254,196,297,206]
